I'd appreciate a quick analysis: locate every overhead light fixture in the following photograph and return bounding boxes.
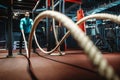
[18,0,22,1]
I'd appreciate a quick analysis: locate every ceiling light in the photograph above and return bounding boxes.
[18,0,22,1]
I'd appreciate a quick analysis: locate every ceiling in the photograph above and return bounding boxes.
[0,0,120,17]
[13,0,37,10]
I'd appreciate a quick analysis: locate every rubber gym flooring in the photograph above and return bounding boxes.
[0,49,120,80]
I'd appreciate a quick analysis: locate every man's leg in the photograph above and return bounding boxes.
[18,33,23,54]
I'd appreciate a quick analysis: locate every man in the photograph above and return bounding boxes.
[18,11,36,55]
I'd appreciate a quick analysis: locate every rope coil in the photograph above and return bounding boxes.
[28,10,120,80]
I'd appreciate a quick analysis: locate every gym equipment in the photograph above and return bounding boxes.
[28,10,120,80]
[77,9,86,32]
[21,30,29,57]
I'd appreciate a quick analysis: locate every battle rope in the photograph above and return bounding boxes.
[29,10,120,80]
[33,30,70,54]
[33,0,66,55]
[51,0,63,55]
[21,30,29,57]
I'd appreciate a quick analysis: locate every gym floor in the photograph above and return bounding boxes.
[0,49,120,80]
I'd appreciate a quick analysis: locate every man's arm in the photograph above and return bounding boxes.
[20,19,24,33]
[30,19,34,26]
